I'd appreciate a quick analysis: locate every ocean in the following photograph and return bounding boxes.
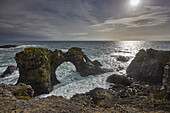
[0,41,170,99]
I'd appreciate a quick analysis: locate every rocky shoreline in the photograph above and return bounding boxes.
[0,47,170,113]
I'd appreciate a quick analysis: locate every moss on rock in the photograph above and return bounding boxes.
[16,96,32,100]
[15,87,27,95]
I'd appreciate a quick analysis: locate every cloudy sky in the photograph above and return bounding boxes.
[0,0,170,41]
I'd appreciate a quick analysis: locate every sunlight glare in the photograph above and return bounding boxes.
[130,0,140,6]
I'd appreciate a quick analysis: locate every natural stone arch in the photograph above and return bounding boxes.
[15,47,112,96]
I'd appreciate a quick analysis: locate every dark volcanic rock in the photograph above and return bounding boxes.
[15,47,112,96]
[85,88,114,108]
[65,47,112,77]
[0,45,18,48]
[0,65,18,78]
[161,62,170,100]
[127,48,170,85]
[0,83,34,97]
[15,48,58,96]
[106,74,133,86]
[117,56,130,62]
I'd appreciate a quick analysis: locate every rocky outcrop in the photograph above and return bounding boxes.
[15,48,56,96]
[72,88,114,108]
[0,45,18,48]
[65,47,112,76]
[0,83,34,98]
[15,47,112,96]
[117,56,130,62]
[0,65,18,78]
[0,86,169,113]
[161,62,170,100]
[127,48,170,85]
[106,74,133,86]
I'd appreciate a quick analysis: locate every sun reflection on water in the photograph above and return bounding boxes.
[117,41,145,55]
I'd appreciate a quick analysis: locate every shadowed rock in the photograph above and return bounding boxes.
[15,47,112,96]
[0,45,18,48]
[0,83,34,98]
[127,48,170,85]
[15,48,60,96]
[117,56,130,62]
[0,65,18,78]
[106,74,133,86]
[85,88,114,108]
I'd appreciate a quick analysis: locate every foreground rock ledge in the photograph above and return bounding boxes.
[15,47,112,96]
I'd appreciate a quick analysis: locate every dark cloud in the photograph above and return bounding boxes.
[0,0,170,40]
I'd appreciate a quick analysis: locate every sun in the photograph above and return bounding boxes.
[130,0,140,6]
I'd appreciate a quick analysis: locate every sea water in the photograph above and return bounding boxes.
[0,41,170,99]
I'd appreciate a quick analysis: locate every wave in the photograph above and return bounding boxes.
[38,72,114,99]
[0,70,19,84]
[16,45,39,48]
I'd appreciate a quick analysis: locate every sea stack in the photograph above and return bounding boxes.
[15,47,112,96]
[127,48,170,85]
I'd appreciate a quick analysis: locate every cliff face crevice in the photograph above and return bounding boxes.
[15,47,112,96]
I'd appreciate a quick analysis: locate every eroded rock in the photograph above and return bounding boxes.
[117,56,130,62]
[85,88,114,108]
[106,74,133,86]
[0,45,18,48]
[0,83,34,97]
[15,48,55,96]
[0,65,18,78]
[15,47,112,96]
[127,48,170,85]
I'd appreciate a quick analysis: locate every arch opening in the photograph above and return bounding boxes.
[55,61,79,83]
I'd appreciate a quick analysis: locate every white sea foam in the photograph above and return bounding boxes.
[38,72,114,99]
[0,70,19,84]
[16,45,39,48]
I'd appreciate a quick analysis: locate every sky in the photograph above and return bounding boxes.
[0,0,170,41]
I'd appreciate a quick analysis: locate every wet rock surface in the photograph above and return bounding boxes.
[117,56,130,62]
[0,65,18,78]
[106,74,133,86]
[127,48,170,85]
[15,47,112,96]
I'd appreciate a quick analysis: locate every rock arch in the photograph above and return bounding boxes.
[15,47,112,96]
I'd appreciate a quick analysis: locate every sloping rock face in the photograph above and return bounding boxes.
[127,48,170,85]
[0,65,18,78]
[15,47,112,96]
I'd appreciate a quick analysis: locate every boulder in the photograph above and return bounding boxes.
[106,74,133,86]
[117,56,130,62]
[0,65,18,78]
[127,49,170,85]
[15,47,112,96]
[0,83,34,97]
[85,88,114,108]
[0,45,18,48]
